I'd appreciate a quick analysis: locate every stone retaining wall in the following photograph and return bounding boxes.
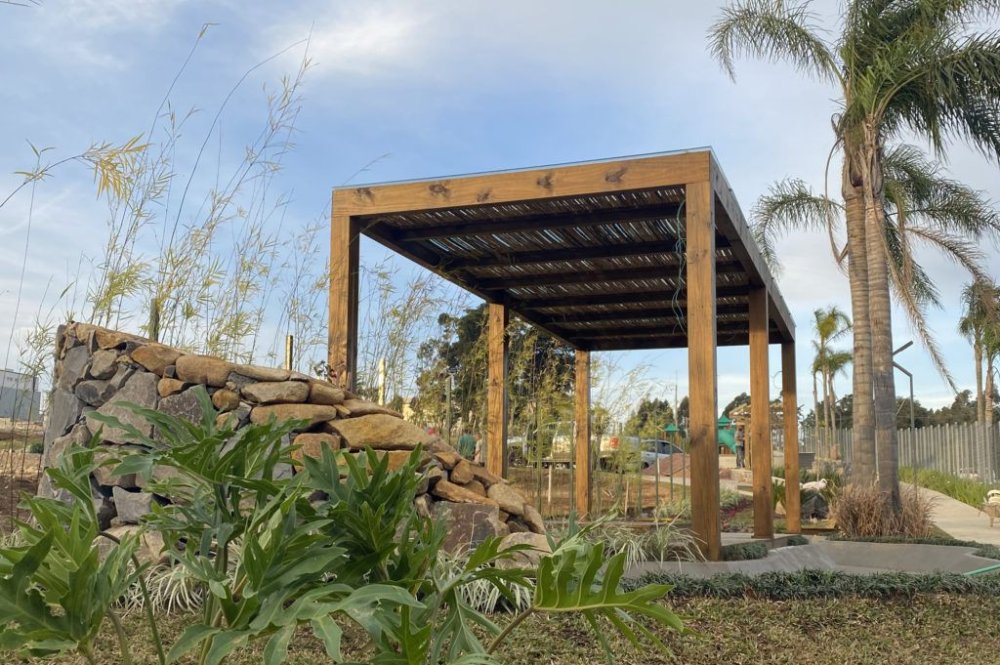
[41,322,544,552]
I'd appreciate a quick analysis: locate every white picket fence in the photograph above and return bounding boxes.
[802,422,1000,482]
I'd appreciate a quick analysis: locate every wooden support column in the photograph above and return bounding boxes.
[782,341,801,534]
[574,349,592,518]
[685,180,721,561]
[487,303,509,478]
[749,287,773,539]
[329,206,360,391]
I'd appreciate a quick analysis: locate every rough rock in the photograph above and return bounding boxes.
[89,349,119,380]
[339,398,402,418]
[522,504,546,534]
[98,526,165,566]
[131,343,183,375]
[433,450,463,470]
[497,532,551,569]
[450,459,475,485]
[309,382,345,406]
[465,479,487,497]
[175,355,234,387]
[290,432,341,467]
[93,447,140,488]
[157,378,186,398]
[87,372,158,444]
[134,463,187,490]
[434,502,504,553]
[414,494,432,518]
[250,403,339,428]
[46,388,84,445]
[159,388,210,426]
[216,402,252,429]
[75,380,116,407]
[432,479,499,506]
[487,482,525,516]
[57,345,90,390]
[112,487,152,524]
[108,364,136,390]
[328,413,434,451]
[95,329,145,350]
[211,389,240,412]
[242,380,310,405]
[470,464,502,489]
[231,364,290,382]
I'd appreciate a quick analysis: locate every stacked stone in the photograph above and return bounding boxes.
[41,322,544,553]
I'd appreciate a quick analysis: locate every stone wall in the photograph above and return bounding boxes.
[41,322,544,551]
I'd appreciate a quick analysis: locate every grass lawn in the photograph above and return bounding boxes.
[14,593,1000,664]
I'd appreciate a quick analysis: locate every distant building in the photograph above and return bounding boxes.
[0,369,42,422]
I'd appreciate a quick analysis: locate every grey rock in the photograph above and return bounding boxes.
[158,388,212,428]
[94,495,117,530]
[42,422,91,470]
[89,349,119,380]
[242,380,310,405]
[112,487,152,524]
[97,526,165,566]
[227,372,255,391]
[497,532,551,569]
[57,345,90,391]
[163,364,177,379]
[75,380,116,407]
[45,388,83,446]
[486,482,526,516]
[87,372,158,444]
[434,501,504,554]
[92,446,143,488]
[414,494,432,518]
[108,364,136,390]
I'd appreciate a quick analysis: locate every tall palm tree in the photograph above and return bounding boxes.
[711,0,1000,507]
[811,306,852,454]
[959,278,1000,424]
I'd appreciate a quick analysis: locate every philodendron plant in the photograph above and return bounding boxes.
[1,387,684,664]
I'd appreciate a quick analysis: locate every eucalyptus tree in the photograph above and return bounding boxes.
[959,278,1000,423]
[711,0,1000,506]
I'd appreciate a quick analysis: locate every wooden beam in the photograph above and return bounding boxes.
[574,349,592,518]
[685,180,721,561]
[487,303,509,478]
[387,203,685,242]
[749,287,773,539]
[335,151,711,216]
[581,328,785,352]
[568,320,756,340]
[515,285,750,308]
[782,342,801,534]
[445,239,685,270]
[329,202,360,390]
[475,259,743,290]
[532,304,746,325]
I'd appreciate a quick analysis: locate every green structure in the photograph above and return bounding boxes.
[717,416,736,453]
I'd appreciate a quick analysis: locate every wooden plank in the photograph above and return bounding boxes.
[583,329,785,352]
[749,287,773,539]
[475,258,743,290]
[516,285,750,308]
[487,303,509,478]
[387,202,686,242]
[534,304,746,325]
[445,239,687,270]
[335,151,711,215]
[782,342,801,534]
[328,200,360,390]
[574,349,592,518]
[685,180,721,561]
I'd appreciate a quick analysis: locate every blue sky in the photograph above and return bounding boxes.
[0,0,998,416]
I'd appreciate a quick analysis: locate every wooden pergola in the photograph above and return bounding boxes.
[328,149,800,560]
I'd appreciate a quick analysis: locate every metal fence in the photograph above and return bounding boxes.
[803,422,1000,482]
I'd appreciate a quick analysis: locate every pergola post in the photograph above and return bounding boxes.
[329,206,360,390]
[487,303,509,478]
[574,349,592,518]
[685,180,721,561]
[782,341,801,533]
[749,287,773,539]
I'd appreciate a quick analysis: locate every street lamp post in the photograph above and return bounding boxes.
[893,341,915,470]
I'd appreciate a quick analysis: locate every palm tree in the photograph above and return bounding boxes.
[711,1,1000,507]
[959,278,1000,424]
[811,307,852,456]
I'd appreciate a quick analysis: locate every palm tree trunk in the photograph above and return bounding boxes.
[975,341,985,424]
[987,354,996,427]
[813,371,821,456]
[824,368,834,454]
[843,154,876,484]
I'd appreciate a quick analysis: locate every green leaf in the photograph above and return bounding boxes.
[166,625,221,663]
[310,615,343,662]
[262,625,294,665]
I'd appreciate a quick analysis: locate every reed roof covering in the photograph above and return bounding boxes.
[334,149,794,352]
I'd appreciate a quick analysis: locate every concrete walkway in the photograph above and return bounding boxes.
[905,482,1000,546]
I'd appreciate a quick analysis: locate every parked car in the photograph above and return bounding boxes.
[639,439,683,469]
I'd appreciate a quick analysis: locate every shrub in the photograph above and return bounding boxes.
[720,541,768,561]
[623,570,1000,599]
[900,466,994,508]
[785,535,810,546]
[831,483,934,538]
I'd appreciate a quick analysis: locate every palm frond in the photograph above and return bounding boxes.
[752,178,843,273]
[708,0,840,83]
